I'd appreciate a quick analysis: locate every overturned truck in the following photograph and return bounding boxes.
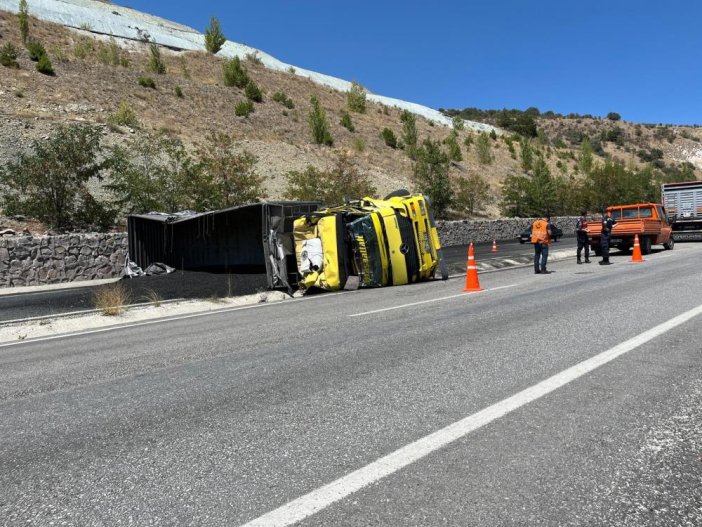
[294,191,448,291]
[127,192,447,293]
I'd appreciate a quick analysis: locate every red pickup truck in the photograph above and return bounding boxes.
[586,203,674,255]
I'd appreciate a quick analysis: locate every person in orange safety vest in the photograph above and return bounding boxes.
[531,214,552,274]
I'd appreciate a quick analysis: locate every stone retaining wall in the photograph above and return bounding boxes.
[436,216,579,246]
[0,217,580,288]
[0,233,127,288]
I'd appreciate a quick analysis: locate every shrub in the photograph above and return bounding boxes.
[352,137,365,152]
[381,128,398,148]
[93,283,131,316]
[272,91,294,108]
[400,110,418,157]
[204,16,226,54]
[175,85,183,98]
[52,47,69,64]
[234,99,254,117]
[476,132,493,164]
[108,101,140,128]
[195,132,267,208]
[340,111,355,132]
[107,132,205,213]
[138,75,156,89]
[245,51,263,65]
[452,115,464,131]
[222,56,249,88]
[97,37,129,67]
[284,153,376,205]
[0,125,113,230]
[26,39,46,61]
[606,112,621,121]
[412,139,452,218]
[346,81,366,113]
[308,95,333,146]
[0,43,20,68]
[147,43,166,74]
[36,53,54,75]
[455,174,492,216]
[179,56,190,79]
[18,0,29,44]
[490,129,498,140]
[444,132,462,162]
[73,37,95,59]
[245,81,263,102]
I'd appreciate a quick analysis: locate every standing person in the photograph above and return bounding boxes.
[599,209,617,265]
[531,214,552,274]
[576,210,591,264]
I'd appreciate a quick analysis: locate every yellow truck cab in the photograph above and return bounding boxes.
[293,192,448,291]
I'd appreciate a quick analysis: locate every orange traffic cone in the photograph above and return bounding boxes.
[491,239,498,253]
[463,242,484,292]
[631,234,645,263]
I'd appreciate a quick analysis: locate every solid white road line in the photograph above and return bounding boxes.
[349,284,518,317]
[241,302,702,527]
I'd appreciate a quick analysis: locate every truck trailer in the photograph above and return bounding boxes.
[661,181,702,241]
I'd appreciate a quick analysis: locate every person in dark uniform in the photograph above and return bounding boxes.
[599,209,616,265]
[576,210,591,264]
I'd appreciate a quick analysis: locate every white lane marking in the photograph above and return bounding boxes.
[349,284,517,317]
[0,291,350,349]
[241,302,702,527]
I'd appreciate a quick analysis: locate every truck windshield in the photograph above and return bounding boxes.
[623,209,638,219]
[639,207,653,218]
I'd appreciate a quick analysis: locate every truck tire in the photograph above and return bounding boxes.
[663,238,675,250]
[640,236,652,255]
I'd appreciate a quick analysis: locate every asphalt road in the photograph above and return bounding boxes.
[1,243,700,526]
[0,238,573,323]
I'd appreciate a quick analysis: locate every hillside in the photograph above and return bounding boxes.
[1,0,701,231]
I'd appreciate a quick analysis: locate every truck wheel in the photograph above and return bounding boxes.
[640,236,652,255]
[663,238,675,250]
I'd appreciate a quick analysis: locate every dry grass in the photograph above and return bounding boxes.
[142,288,162,307]
[93,282,131,315]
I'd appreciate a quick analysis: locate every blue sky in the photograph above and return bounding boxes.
[117,1,702,125]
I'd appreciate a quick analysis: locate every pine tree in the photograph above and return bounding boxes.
[346,81,366,113]
[18,0,29,44]
[413,139,452,218]
[400,110,418,158]
[204,16,226,54]
[308,95,333,146]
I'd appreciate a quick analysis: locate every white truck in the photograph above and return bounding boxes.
[661,181,702,241]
